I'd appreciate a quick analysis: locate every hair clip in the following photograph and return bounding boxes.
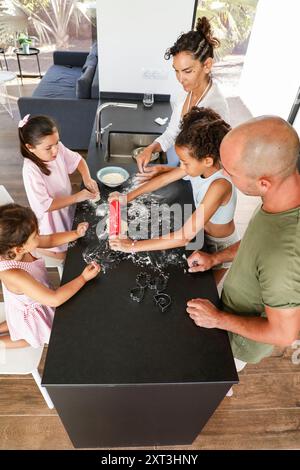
[18,114,30,128]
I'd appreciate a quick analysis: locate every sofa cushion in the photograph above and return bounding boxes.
[91,42,98,57]
[82,42,98,73]
[32,64,81,99]
[76,65,95,99]
[91,64,99,99]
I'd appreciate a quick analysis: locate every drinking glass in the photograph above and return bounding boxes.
[143,92,154,108]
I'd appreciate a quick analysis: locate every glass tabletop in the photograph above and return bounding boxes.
[14,47,40,55]
[0,71,17,83]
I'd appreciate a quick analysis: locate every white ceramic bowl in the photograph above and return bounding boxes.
[96,166,130,188]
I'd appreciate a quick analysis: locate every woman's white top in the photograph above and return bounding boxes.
[155,81,230,152]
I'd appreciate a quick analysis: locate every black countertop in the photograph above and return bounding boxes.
[87,100,173,178]
[42,100,238,386]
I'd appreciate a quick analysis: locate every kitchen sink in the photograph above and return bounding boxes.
[105,132,167,164]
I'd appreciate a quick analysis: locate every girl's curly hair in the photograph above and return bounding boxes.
[175,107,231,164]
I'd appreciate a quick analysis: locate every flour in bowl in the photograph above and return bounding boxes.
[102,173,125,185]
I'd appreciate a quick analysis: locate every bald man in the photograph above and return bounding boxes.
[186,116,300,366]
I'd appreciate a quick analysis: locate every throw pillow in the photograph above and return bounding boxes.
[91,42,98,57]
[82,42,98,73]
[76,65,95,99]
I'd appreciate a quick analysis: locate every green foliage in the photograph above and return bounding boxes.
[18,32,31,45]
[12,0,93,48]
[196,0,258,60]
[18,0,49,14]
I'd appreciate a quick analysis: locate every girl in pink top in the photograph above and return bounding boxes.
[0,204,100,349]
[19,114,100,260]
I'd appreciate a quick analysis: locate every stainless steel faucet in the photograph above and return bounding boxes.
[95,102,138,146]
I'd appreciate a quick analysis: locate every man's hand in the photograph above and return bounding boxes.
[186,298,222,328]
[76,222,89,238]
[187,250,216,273]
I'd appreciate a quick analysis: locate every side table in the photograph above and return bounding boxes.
[13,47,42,85]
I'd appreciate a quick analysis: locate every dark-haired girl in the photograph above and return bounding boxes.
[0,204,100,348]
[136,17,230,180]
[109,107,238,284]
[19,114,100,260]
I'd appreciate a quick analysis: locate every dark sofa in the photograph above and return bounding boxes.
[18,48,99,149]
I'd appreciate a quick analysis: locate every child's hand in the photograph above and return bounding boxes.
[108,192,127,205]
[109,236,135,253]
[76,222,89,238]
[76,188,97,203]
[81,261,101,282]
[84,177,99,196]
[108,191,120,203]
[136,165,165,181]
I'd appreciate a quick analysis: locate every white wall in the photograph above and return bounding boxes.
[96,0,196,99]
[239,0,300,133]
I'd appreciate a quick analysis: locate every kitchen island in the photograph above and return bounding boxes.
[42,99,238,448]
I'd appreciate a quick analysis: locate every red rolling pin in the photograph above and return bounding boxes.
[109,199,121,236]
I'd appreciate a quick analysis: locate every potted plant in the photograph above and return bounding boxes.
[18,34,32,54]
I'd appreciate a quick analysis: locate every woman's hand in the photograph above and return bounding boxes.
[136,165,166,181]
[136,146,154,173]
[109,236,135,253]
[187,250,215,273]
[76,222,89,238]
[81,261,101,282]
[83,177,99,195]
